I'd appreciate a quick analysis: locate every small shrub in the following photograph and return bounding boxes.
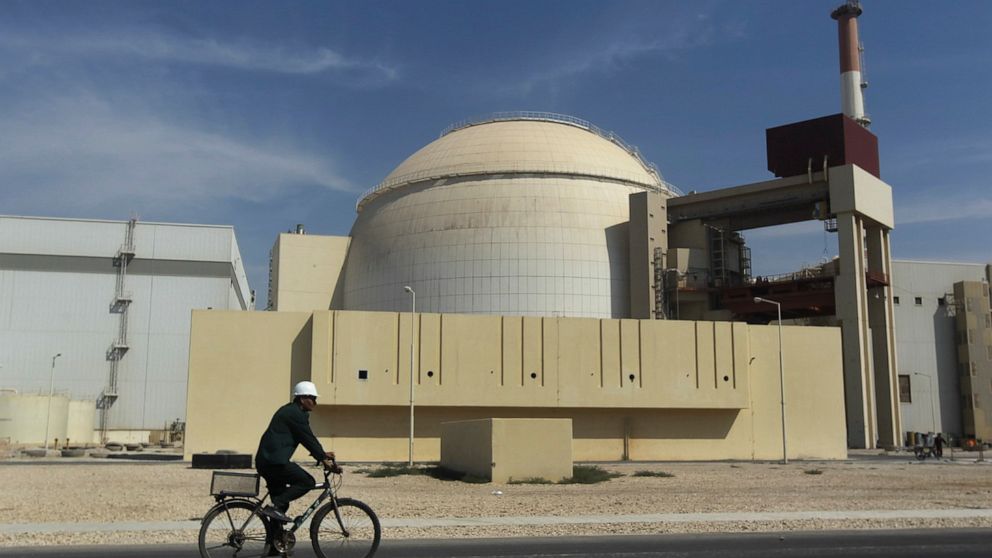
[560,465,623,484]
[352,467,374,474]
[803,468,824,475]
[632,470,675,478]
[508,477,553,484]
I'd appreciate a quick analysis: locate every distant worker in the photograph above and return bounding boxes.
[934,433,945,458]
[255,381,336,523]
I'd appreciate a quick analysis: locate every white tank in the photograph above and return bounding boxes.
[0,392,69,446]
[344,113,677,318]
[66,400,97,446]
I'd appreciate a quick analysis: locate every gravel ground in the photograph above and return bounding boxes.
[1,453,990,547]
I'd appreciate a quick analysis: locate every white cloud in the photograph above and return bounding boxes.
[896,196,992,225]
[496,8,731,97]
[0,28,397,81]
[0,95,354,215]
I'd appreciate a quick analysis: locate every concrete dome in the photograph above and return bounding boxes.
[343,113,674,318]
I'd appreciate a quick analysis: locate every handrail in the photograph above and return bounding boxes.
[356,112,684,211]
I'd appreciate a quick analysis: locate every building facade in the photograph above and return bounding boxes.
[891,260,992,442]
[0,215,251,442]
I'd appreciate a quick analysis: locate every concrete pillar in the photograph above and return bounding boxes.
[866,226,900,448]
[628,191,667,319]
[834,212,874,448]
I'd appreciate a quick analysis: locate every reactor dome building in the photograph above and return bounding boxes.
[338,112,679,318]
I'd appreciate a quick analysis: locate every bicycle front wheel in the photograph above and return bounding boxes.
[311,498,381,558]
[198,500,272,558]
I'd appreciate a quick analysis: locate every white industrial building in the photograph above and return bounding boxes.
[0,215,251,444]
[891,259,992,442]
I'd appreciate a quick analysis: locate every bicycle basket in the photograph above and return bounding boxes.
[210,471,260,497]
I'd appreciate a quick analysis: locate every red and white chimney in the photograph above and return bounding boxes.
[831,1,870,127]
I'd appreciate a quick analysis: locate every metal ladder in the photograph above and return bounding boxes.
[710,228,727,287]
[99,217,136,441]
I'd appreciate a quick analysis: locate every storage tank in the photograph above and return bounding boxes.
[0,392,69,446]
[344,113,678,318]
[66,399,97,445]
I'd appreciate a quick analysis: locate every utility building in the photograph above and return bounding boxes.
[0,215,251,444]
[890,260,992,443]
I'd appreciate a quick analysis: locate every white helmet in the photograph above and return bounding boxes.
[292,381,319,398]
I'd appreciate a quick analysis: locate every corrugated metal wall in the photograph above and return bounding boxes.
[891,260,988,438]
[0,216,251,431]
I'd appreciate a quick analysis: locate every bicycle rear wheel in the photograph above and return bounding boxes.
[198,500,272,558]
[310,498,381,558]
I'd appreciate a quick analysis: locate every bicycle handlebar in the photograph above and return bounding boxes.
[319,456,343,475]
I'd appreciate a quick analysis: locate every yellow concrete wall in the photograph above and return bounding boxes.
[271,234,351,311]
[185,310,314,457]
[312,312,747,410]
[186,310,847,462]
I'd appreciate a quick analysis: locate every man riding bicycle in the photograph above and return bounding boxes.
[255,381,336,524]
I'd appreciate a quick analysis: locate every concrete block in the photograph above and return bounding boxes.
[441,418,572,483]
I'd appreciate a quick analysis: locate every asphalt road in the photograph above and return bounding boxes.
[4,528,991,557]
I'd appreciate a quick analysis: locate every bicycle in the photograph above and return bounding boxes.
[198,460,381,558]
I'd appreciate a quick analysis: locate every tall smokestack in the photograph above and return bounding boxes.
[831,1,870,127]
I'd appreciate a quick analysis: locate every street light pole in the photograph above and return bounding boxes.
[754,297,787,464]
[403,286,416,466]
[45,353,62,451]
[913,372,937,434]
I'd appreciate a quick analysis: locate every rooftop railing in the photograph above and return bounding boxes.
[356,112,684,211]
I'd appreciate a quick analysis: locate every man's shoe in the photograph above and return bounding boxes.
[260,505,292,523]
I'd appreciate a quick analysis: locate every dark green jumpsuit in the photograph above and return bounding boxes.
[255,401,326,512]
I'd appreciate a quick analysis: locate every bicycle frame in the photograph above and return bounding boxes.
[207,465,346,537]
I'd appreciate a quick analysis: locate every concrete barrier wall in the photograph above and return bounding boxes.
[186,310,846,462]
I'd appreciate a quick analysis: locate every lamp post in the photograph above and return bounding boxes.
[754,297,787,464]
[44,353,62,451]
[403,286,416,466]
[913,372,937,434]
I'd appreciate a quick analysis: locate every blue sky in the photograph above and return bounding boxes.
[2,0,989,307]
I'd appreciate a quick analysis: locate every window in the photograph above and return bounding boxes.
[915,297,923,306]
[894,296,900,305]
[975,394,981,410]
[938,297,946,306]
[973,362,979,376]
[898,375,912,403]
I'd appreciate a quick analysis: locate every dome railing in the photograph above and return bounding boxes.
[355,162,683,212]
[440,111,680,193]
[356,112,684,212]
